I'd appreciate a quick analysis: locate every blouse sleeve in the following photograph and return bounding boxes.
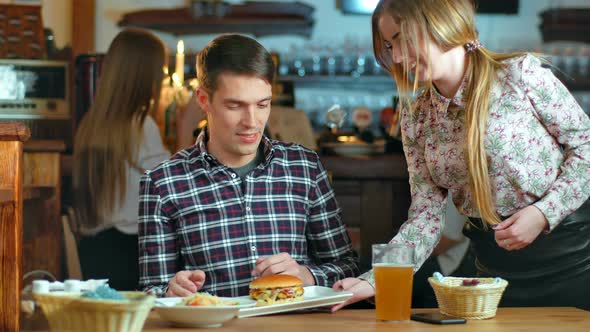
[520,55,590,230]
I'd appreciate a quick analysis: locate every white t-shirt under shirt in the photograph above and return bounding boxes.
[83,116,170,236]
[437,195,470,275]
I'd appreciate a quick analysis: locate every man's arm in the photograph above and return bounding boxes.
[304,158,360,286]
[138,170,179,297]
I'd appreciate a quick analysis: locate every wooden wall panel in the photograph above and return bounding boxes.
[72,0,95,55]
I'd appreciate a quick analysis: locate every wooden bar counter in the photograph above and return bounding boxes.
[141,308,589,331]
[320,154,411,264]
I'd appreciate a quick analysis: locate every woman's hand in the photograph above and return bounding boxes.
[494,205,549,251]
[330,278,375,312]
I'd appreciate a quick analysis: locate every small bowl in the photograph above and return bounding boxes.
[155,305,238,328]
[154,297,256,328]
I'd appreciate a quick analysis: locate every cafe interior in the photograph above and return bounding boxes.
[1,0,590,331]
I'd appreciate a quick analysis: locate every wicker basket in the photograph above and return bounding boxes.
[34,291,155,332]
[428,277,508,320]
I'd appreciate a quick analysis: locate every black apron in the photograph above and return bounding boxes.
[464,200,590,310]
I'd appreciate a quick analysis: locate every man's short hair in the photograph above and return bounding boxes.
[196,34,275,94]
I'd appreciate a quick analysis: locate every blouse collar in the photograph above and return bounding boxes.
[429,74,469,112]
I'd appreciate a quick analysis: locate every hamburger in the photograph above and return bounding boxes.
[249,275,304,306]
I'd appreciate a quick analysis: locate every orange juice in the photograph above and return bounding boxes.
[374,263,413,321]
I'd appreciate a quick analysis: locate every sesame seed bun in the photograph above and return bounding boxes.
[249,275,304,289]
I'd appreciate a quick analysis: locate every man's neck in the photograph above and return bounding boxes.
[206,141,259,168]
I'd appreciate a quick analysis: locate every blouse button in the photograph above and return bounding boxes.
[246,206,251,212]
[231,173,236,178]
[250,246,257,252]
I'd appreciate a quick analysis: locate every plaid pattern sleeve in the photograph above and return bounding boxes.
[138,133,359,297]
[138,168,178,297]
[304,157,360,286]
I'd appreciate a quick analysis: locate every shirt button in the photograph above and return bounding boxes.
[231,173,236,178]
[250,246,257,252]
[246,206,251,211]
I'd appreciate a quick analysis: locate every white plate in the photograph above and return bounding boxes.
[154,297,257,328]
[238,286,353,318]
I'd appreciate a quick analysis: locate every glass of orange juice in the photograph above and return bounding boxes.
[372,243,415,321]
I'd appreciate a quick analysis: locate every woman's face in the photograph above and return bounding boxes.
[378,14,446,82]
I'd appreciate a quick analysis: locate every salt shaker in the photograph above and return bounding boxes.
[32,280,50,294]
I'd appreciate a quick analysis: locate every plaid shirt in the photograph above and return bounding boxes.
[138,131,359,297]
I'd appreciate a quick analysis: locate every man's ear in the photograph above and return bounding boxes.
[195,88,210,112]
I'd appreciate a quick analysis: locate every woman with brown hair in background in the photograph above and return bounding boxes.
[73,28,199,290]
[333,0,590,310]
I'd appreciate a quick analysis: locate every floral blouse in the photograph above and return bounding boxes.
[360,54,590,286]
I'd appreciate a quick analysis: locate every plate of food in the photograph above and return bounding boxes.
[238,275,353,318]
[154,292,256,328]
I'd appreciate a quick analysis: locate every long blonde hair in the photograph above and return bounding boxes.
[73,28,166,229]
[372,0,525,225]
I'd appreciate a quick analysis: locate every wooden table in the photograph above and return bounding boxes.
[142,308,589,331]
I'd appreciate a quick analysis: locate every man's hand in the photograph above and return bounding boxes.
[331,278,374,312]
[494,205,549,251]
[166,270,206,297]
[251,253,315,286]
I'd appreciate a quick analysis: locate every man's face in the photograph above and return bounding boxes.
[196,73,272,168]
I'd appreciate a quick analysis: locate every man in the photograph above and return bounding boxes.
[138,34,359,297]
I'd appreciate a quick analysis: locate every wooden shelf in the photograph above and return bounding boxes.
[540,8,590,44]
[23,186,56,201]
[118,7,314,37]
[281,74,590,92]
[556,75,590,91]
[2,186,57,202]
[23,139,66,153]
[279,75,395,91]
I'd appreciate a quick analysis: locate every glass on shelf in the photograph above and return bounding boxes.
[577,47,590,79]
[325,104,347,134]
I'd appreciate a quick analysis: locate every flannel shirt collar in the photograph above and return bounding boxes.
[194,127,275,170]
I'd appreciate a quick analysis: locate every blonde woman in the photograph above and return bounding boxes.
[333,0,590,310]
[73,28,199,290]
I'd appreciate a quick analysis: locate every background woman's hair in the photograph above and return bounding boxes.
[372,0,525,225]
[196,34,275,95]
[73,28,167,230]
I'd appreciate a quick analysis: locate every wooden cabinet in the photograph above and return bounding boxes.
[321,154,411,267]
[0,122,30,332]
[22,140,66,281]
